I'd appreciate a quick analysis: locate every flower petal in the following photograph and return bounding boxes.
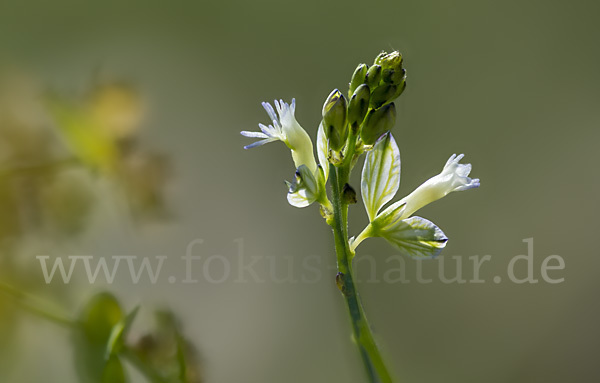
[396,153,480,218]
[286,165,319,208]
[317,121,329,181]
[241,130,269,139]
[287,188,314,208]
[262,102,279,124]
[275,100,317,173]
[361,132,401,221]
[374,216,448,259]
[243,138,277,149]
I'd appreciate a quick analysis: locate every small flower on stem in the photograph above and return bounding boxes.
[242,99,330,209]
[389,153,480,221]
[356,135,480,257]
[241,99,317,174]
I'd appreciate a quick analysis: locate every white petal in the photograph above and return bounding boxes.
[456,163,471,177]
[287,189,314,208]
[262,102,278,124]
[317,122,330,181]
[258,123,273,135]
[454,178,480,192]
[244,138,277,149]
[241,131,269,138]
[374,216,448,259]
[445,153,457,167]
[279,101,317,173]
[397,153,479,218]
[361,132,401,221]
[286,165,319,208]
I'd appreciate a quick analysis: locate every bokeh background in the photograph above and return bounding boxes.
[0,0,598,382]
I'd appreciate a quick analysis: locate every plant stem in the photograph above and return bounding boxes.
[351,224,373,253]
[0,157,80,180]
[0,282,77,328]
[329,164,393,383]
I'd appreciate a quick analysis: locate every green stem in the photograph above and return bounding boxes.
[0,282,77,328]
[329,164,393,383]
[0,157,80,180]
[351,224,373,253]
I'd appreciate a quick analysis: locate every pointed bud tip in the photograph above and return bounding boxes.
[348,84,370,127]
[375,51,403,68]
[365,65,382,89]
[322,89,345,115]
[322,89,349,151]
[349,64,368,95]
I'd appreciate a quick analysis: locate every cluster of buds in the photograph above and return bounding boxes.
[322,51,407,151]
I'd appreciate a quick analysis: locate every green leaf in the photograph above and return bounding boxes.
[75,292,124,382]
[361,132,400,221]
[175,332,188,382]
[80,292,123,346]
[372,215,448,259]
[102,355,126,383]
[105,305,140,359]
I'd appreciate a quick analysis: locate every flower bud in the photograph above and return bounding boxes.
[322,89,348,151]
[376,51,403,71]
[365,65,382,89]
[371,73,407,108]
[392,76,407,98]
[342,183,357,204]
[382,67,406,85]
[360,103,396,145]
[370,84,397,108]
[373,51,386,65]
[347,84,370,129]
[349,63,368,96]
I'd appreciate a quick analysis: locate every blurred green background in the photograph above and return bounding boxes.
[0,0,599,382]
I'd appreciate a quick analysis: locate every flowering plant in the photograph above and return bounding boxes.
[242,51,480,382]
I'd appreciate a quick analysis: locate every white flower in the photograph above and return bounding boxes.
[241,99,317,174]
[389,153,480,220]
[286,165,320,208]
[354,148,480,257]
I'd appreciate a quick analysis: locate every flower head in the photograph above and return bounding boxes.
[395,153,480,220]
[241,99,317,174]
[356,143,480,257]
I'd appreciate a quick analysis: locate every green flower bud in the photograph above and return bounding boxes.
[370,73,407,108]
[347,84,370,128]
[365,65,382,89]
[373,51,386,65]
[370,84,397,108]
[392,76,407,98]
[376,51,403,71]
[360,103,396,145]
[322,89,348,151]
[342,183,357,204]
[382,67,406,85]
[349,63,368,96]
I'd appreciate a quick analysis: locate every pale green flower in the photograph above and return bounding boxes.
[241,99,317,174]
[355,135,480,258]
[380,153,480,222]
[242,99,330,208]
[286,165,321,208]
